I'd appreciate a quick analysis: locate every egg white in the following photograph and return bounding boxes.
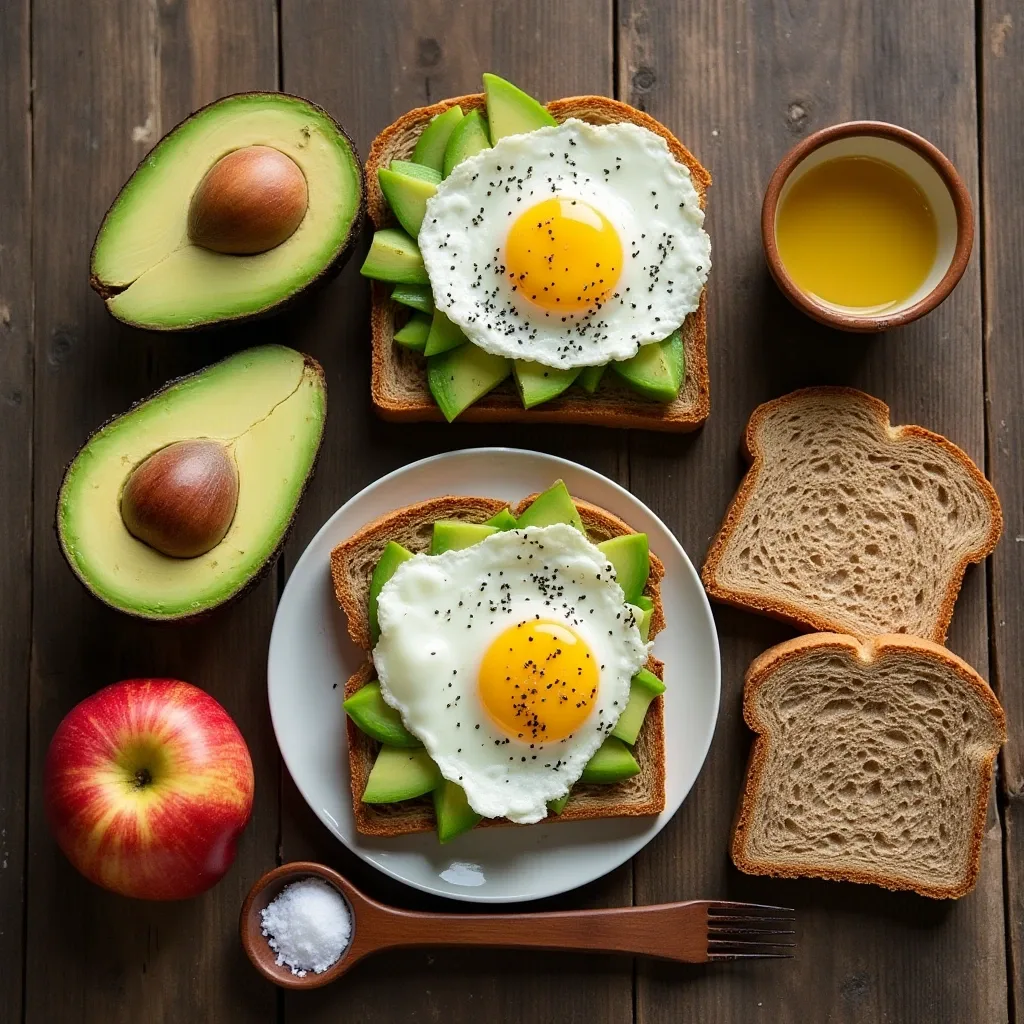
[418,118,711,369]
[372,524,649,824]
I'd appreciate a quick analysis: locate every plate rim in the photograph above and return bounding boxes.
[269,446,721,902]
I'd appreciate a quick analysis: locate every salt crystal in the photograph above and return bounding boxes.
[260,877,352,976]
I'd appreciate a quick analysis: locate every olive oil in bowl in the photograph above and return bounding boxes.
[775,156,938,313]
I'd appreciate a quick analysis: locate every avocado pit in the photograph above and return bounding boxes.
[120,439,239,558]
[188,145,308,255]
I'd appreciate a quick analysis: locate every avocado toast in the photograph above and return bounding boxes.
[362,75,711,430]
[330,484,667,840]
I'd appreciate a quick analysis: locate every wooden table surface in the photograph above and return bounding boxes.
[3,0,1022,1020]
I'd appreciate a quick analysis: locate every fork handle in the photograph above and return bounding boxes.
[360,900,709,964]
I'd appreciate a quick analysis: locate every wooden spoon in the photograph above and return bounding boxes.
[240,861,795,989]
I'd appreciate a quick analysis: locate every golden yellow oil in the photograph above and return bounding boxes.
[775,155,938,311]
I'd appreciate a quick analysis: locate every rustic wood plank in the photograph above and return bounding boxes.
[980,0,1024,1013]
[620,0,1007,1021]
[275,1,634,1019]
[26,0,280,1020]
[0,0,33,1019]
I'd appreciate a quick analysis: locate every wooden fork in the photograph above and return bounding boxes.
[241,864,796,988]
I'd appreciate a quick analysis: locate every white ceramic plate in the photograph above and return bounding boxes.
[268,448,720,903]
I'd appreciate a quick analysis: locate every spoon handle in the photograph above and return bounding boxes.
[361,900,710,963]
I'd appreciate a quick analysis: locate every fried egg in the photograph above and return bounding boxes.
[418,119,711,369]
[372,524,648,824]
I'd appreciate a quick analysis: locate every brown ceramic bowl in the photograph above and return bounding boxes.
[240,861,354,990]
[762,121,973,332]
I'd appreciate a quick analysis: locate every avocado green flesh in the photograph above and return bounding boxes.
[412,106,464,172]
[361,228,428,285]
[378,168,437,237]
[578,364,607,394]
[362,747,440,803]
[424,309,468,357]
[369,541,414,641]
[484,508,517,531]
[394,313,432,351]
[57,345,325,619]
[344,681,421,747]
[611,668,666,746]
[612,330,685,402]
[483,73,558,139]
[515,480,584,532]
[580,736,641,784]
[389,160,442,185]
[391,283,434,314]
[94,94,362,329]
[547,792,571,815]
[430,521,499,555]
[597,534,650,605]
[513,360,582,409]
[434,780,483,842]
[443,109,491,177]
[427,345,511,422]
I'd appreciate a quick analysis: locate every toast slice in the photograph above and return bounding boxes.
[731,632,1005,899]
[329,491,667,838]
[365,94,711,431]
[702,388,1002,643]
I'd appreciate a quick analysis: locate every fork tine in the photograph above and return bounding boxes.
[707,915,795,926]
[708,951,795,961]
[708,938,796,947]
[708,926,795,937]
[707,901,794,914]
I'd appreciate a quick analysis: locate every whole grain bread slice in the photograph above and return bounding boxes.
[329,489,668,838]
[731,632,1005,899]
[702,388,1002,643]
[365,93,710,431]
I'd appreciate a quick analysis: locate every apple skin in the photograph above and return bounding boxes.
[44,679,254,900]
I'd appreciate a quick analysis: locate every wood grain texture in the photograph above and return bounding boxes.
[980,0,1024,1012]
[275,1,634,1021]
[0,0,33,1019]
[619,0,1007,1021]
[26,0,281,1020]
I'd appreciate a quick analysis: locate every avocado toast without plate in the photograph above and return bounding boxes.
[364,92,711,430]
[330,491,667,838]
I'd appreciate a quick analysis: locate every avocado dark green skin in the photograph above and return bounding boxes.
[53,353,328,622]
[89,92,366,331]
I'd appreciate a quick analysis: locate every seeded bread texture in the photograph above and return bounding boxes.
[365,93,710,430]
[702,388,1002,642]
[330,491,667,838]
[731,632,1005,899]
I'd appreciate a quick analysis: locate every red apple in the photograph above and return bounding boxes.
[44,678,254,900]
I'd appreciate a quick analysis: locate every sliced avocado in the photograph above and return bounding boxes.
[362,746,441,803]
[56,346,325,621]
[515,480,585,533]
[597,534,650,605]
[632,598,653,642]
[344,681,421,748]
[412,106,465,173]
[484,508,518,531]
[377,167,437,238]
[394,312,432,352]
[369,541,414,641]
[611,330,685,402]
[547,791,571,816]
[611,668,666,746]
[91,93,363,330]
[391,283,434,314]
[513,360,582,410]
[578,364,607,395]
[482,73,558,140]
[580,736,641,784]
[360,228,429,285]
[389,160,442,185]
[442,109,491,177]
[430,520,499,555]
[423,308,468,357]
[427,344,512,423]
[433,779,483,843]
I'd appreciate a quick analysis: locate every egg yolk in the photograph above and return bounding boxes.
[504,197,623,314]
[478,619,600,743]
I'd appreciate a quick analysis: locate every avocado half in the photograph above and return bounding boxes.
[90,93,365,330]
[56,345,326,620]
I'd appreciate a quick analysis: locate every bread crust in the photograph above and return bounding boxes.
[730,632,1006,899]
[331,491,668,838]
[701,387,1003,643]
[365,93,711,431]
